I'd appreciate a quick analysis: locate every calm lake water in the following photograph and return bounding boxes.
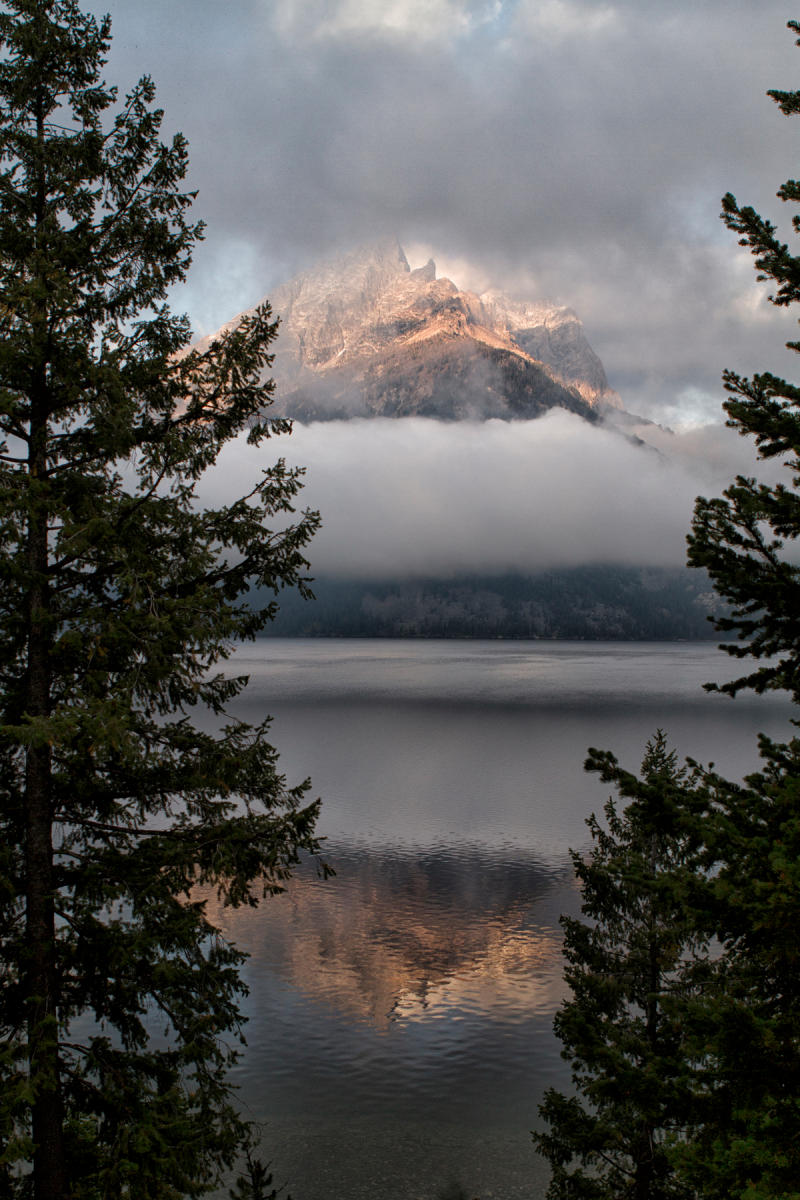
[207,639,793,1200]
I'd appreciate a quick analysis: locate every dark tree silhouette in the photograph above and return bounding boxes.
[0,3,323,1196]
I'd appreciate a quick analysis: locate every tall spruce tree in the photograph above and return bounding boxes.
[687,20,800,705]
[681,20,800,1196]
[672,743,800,1200]
[534,733,707,1200]
[539,19,800,1200]
[0,3,323,1198]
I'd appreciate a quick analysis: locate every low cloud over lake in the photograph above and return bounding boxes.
[201,413,780,579]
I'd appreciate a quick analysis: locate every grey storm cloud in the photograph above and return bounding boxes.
[86,0,800,423]
[73,0,800,580]
[196,413,783,579]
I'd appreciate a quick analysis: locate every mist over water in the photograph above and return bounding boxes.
[200,414,786,580]
[208,640,791,1200]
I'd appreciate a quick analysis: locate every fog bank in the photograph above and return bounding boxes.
[199,412,780,579]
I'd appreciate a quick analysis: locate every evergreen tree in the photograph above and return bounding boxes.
[534,733,707,1200]
[0,3,323,1197]
[672,742,800,1200]
[228,1131,289,1200]
[682,21,800,1196]
[687,20,800,705]
[541,21,800,1200]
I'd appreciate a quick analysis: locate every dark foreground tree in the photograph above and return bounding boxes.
[538,734,800,1200]
[672,741,800,1200]
[688,20,800,706]
[534,733,706,1200]
[228,1129,290,1200]
[682,20,800,1197]
[0,3,322,1197]
[541,21,800,1200]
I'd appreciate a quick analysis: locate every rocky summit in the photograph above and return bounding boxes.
[197,239,620,422]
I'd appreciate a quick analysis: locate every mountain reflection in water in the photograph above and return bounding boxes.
[202,640,794,1200]
[202,845,574,1035]
[202,841,577,1200]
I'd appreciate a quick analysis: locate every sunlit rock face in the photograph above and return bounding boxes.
[479,289,617,409]
[197,240,620,421]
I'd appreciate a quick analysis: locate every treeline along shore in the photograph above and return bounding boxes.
[260,566,724,640]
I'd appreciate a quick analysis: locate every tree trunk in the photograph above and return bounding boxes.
[634,840,660,1200]
[25,742,66,1200]
[25,369,66,1199]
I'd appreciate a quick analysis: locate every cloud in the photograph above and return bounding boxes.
[512,0,620,40]
[198,412,779,579]
[272,0,491,44]
[85,0,800,423]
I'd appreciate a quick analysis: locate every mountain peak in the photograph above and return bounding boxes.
[410,257,436,283]
[197,241,620,420]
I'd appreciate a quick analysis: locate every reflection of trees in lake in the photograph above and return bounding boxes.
[201,846,577,1029]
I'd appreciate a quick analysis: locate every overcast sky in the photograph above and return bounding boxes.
[82,0,800,577]
[87,0,800,424]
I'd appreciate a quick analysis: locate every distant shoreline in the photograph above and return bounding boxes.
[252,565,727,642]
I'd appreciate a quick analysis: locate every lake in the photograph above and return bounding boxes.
[207,639,793,1200]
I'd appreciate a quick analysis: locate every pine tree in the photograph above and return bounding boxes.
[541,24,800,1200]
[687,20,800,706]
[0,3,323,1197]
[534,733,707,1200]
[228,1131,289,1200]
[681,20,800,1197]
[671,742,800,1200]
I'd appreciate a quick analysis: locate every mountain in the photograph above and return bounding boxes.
[196,239,620,422]
[198,242,717,641]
